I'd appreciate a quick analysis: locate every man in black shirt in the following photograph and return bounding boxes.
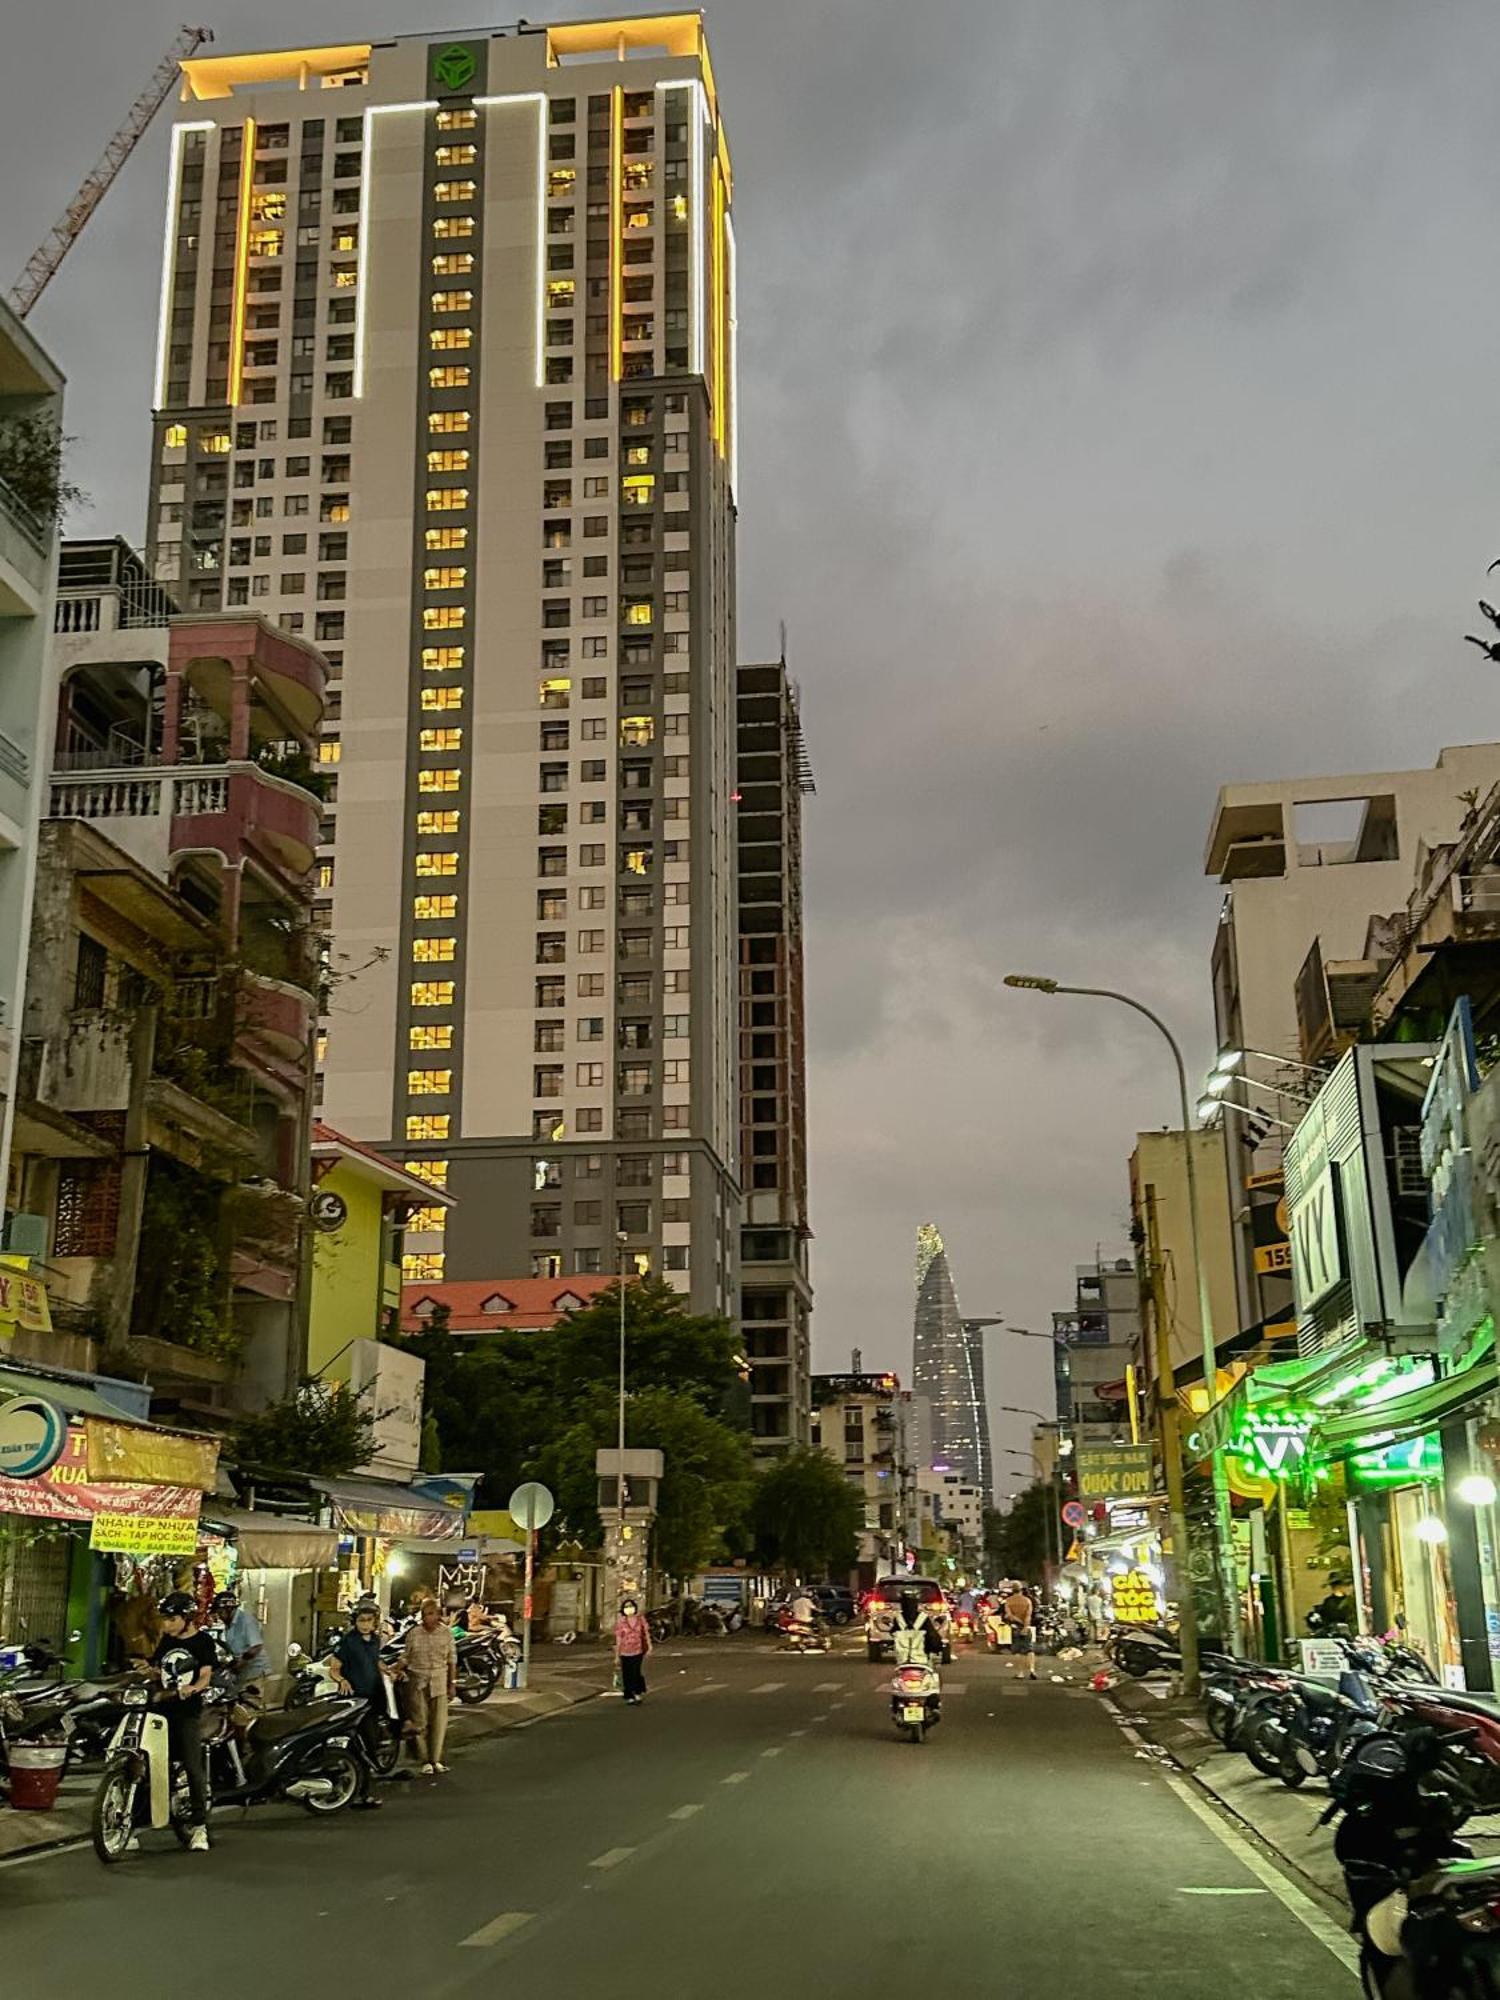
[151,1590,217,1850]
[323,1602,389,1807]
[1310,1574,1356,1636]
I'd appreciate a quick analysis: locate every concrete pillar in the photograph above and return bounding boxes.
[228,657,252,762]
[161,669,183,766]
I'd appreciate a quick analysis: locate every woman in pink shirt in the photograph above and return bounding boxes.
[614,1598,652,1705]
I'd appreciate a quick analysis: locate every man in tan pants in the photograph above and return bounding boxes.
[401,1597,457,1773]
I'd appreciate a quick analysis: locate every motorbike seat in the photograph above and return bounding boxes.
[1391,1686,1500,1721]
[250,1699,362,1747]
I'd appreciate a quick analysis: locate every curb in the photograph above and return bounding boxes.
[1102,1685,1349,1913]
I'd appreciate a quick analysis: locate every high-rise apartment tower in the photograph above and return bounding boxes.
[736,659,813,1453]
[144,20,741,1309]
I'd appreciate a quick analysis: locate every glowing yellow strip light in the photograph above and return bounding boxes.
[474,92,548,388]
[153,121,212,410]
[353,101,437,400]
[711,157,726,455]
[610,85,624,382]
[655,79,706,378]
[227,116,257,407]
[725,208,738,498]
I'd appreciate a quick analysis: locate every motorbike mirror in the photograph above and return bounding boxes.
[286,1643,303,1660]
[69,1630,83,1645]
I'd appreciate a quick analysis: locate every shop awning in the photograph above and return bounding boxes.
[0,1367,220,1491]
[1316,1349,1499,1459]
[311,1475,466,1542]
[203,1508,339,1572]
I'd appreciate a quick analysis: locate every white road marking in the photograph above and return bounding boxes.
[750,1681,786,1694]
[723,1770,751,1784]
[1179,1887,1268,1897]
[760,1746,784,1758]
[668,1804,703,1820]
[1159,1772,1360,1978]
[786,1728,807,1737]
[813,1681,845,1693]
[589,1847,635,1870]
[459,1912,534,1949]
[688,1682,728,1696]
[943,1683,968,1695]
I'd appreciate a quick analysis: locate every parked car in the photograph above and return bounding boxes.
[812,1586,856,1627]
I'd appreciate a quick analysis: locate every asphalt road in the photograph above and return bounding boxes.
[2,1639,1359,1997]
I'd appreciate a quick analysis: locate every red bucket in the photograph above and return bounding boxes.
[9,1745,66,1810]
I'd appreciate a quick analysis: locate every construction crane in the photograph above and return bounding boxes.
[9,24,214,320]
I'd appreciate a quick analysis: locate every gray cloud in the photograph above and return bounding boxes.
[6,0,1500,1481]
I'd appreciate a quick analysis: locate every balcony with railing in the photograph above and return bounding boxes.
[49,763,322,884]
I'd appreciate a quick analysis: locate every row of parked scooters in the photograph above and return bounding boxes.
[0,1610,524,1865]
[1203,1634,1500,1993]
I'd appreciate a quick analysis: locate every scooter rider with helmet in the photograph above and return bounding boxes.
[892,1589,944,1665]
[152,1590,218,1851]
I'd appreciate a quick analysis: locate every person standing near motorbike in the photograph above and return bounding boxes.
[212,1590,270,1703]
[323,1603,389,1808]
[152,1591,218,1851]
[401,1598,456,1774]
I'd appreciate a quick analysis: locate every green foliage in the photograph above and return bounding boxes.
[392,1277,745,1505]
[531,1387,755,1576]
[131,1159,234,1357]
[988,1483,1051,1582]
[0,413,85,529]
[752,1448,865,1580]
[231,1379,375,1477]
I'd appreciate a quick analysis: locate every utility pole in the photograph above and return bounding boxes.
[1144,1187,1198,1694]
[1004,975,1240,1665]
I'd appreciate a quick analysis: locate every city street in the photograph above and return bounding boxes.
[1,1643,1358,1995]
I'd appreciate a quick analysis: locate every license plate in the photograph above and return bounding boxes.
[902,1704,925,1723]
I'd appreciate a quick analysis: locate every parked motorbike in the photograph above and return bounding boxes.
[1111,1624,1183,1678]
[454,1630,502,1704]
[890,1664,942,1744]
[91,1678,371,1862]
[284,1643,402,1776]
[1248,1655,1383,1790]
[1327,1722,1500,1994]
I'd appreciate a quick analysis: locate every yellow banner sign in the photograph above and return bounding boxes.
[85,1420,219,1492]
[1110,1569,1160,1624]
[0,1265,51,1336]
[89,1513,200,1557]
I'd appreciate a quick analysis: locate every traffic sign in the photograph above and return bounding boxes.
[1061,1500,1086,1528]
[508,1481,555,1531]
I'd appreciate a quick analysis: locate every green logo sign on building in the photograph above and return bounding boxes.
[431,42,479,93]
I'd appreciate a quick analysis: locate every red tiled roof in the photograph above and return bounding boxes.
[399,1275,613,1334]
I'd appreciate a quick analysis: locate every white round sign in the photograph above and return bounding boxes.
[0,1397,69,1479]
[508,1481,555,1531]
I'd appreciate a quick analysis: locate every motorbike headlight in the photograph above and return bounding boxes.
[123,1685,150,1707]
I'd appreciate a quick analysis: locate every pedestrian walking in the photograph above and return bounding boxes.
[615,1596,652,1704]
[1003,1582,1038,1681]
[401,1596,457,1773]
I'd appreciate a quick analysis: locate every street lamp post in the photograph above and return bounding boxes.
[1005,973,1241,1686]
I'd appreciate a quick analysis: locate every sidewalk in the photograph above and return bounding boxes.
[0,1663,611,1867]
[1107,1675,1500,1911]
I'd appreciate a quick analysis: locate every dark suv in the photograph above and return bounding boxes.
[812,1585,855,1627]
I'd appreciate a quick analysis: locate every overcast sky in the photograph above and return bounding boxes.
[7,0,1500,1491]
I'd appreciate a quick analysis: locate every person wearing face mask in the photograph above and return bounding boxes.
[614,1595,652,1704]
